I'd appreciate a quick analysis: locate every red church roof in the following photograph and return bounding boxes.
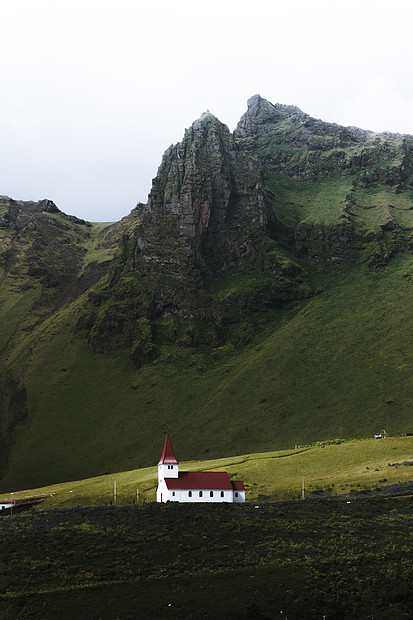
[165,471,233,490]
[231,480,245,491]
[158,434,179,465]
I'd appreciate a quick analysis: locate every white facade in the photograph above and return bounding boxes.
[233,490,245,503]
[157,484,234,503]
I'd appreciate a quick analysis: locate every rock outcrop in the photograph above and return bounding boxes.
[133,110,279,279]
[105,107,308,323]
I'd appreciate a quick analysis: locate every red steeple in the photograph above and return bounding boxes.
[158,434,179,465]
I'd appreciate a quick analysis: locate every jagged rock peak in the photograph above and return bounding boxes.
[235,94,304,138]
[0,196,59,210]
[186,109,230,135]
[249,93,303,117]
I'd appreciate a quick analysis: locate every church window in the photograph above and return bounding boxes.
[188,491,192,497]
[210,491,213,497]
[199,491,203,497]
[235,492,238,497]
[220,491,224,497]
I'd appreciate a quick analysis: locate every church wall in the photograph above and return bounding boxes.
[165,489,234,503]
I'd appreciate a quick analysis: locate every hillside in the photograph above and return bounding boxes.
[1,95,413,492]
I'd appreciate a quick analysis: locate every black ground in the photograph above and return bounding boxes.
[1,498,412,619]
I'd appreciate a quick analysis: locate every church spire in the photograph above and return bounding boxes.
[158,433,178,465]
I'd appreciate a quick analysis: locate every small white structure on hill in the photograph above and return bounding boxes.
[156,434,245,503]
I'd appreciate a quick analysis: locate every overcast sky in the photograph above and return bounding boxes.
[1,0,413,222]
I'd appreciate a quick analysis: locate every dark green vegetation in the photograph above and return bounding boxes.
[1,95,413,491]
[1,499,413,619]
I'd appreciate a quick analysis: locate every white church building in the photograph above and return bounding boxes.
[156,434,245,503]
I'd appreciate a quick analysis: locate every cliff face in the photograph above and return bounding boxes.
[99,106,307,325]
[237,95,413,267]
[133,111,278,277]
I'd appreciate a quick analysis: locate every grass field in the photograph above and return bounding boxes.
[1,437,413,509]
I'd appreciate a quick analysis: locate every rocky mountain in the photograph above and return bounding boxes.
[1,95,412,491]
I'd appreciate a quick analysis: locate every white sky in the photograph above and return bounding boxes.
[1,0,413,221]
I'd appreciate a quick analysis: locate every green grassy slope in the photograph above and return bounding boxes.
[195,257,413,451]
[1,251,412,492]
[2,436,413,506]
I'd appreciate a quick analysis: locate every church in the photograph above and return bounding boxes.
[156,434,245,503]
